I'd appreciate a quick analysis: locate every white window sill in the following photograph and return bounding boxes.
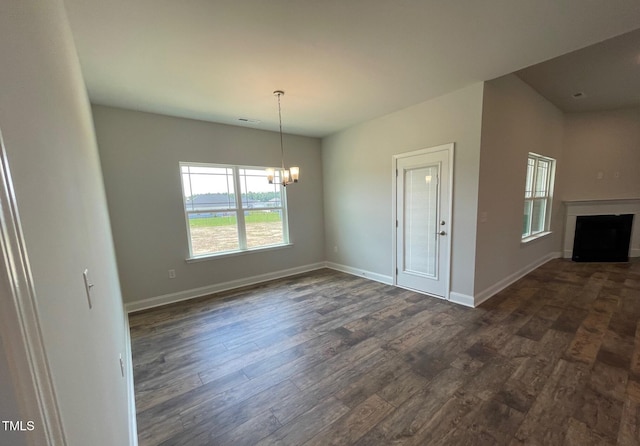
[186,243,293,263]
[521,231,552,245]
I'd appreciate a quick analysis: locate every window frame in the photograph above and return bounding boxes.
[522,152,556,242]
[180,162,290,259]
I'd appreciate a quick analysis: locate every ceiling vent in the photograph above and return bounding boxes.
[572,92,586,99]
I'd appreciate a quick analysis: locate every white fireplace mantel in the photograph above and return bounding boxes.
[563,198,640,259]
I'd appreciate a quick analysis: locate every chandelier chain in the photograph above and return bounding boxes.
[277,92,285,173]
[266,90,298,186]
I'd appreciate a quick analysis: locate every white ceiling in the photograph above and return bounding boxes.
[63,0,640,138]
[516,28,640,113]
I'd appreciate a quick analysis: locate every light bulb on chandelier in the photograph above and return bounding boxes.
[267,90,299,186]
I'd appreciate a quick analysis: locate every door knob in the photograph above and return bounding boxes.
[439,230,446,236]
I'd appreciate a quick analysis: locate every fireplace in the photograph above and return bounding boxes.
[572,214,633,262]
[563,199,640,260]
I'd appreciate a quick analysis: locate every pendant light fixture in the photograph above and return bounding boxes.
[266,90,299,186]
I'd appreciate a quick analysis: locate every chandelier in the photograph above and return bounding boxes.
[266,90,299,186]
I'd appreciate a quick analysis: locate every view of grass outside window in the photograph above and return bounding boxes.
[522,153,555,239]
[180,163,288,257]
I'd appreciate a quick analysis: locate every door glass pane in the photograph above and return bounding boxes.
[188,211,239,255]
[404,166,438,277]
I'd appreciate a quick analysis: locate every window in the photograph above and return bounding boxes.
[180,163,289,257]
[522,153,555,240]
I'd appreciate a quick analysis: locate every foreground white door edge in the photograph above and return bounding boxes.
[393,143,453,299]
[0,130,66,445]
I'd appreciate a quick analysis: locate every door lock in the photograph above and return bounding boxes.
[439,230,446,236]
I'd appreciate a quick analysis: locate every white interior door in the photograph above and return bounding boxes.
[395,145,452,298]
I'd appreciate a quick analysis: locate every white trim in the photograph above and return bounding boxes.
[394,284,445,301]
[127,248,583,320]
[324,262,393,285]
[392,143,454,300]
[521,231,552,244]
[125,262,326,313]
[391,155,397,289]
[522,153,556,239]
[564,198,640,210]
[473,251,561,307]
[179,162,290,259]
[0,131,66,445]
[123,315,138,446]
[449,292,475,308]
[186,243,293,263]
[444,145,455,300]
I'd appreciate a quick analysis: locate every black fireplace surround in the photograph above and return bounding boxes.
[572,214,633,262]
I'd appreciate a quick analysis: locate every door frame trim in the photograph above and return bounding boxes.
[392,143,454,300]
[0,130,66,445]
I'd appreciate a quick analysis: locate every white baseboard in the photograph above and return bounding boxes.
[449,292,475,308]
[125,251,583,314]
[123,311,138,445]
[324,262,393,285]
[473,251,561,307]
[125,262,326,313]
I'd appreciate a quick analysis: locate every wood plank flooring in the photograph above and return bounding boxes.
[130,259,640,445]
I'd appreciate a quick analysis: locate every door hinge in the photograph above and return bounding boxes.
[396,219,398,228]
[396,169,398,177]
[396,267,398,275]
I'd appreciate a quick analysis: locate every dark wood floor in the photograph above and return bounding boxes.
[130,259,640,445]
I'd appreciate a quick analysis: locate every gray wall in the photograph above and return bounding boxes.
[0,1,132,445]
[93,105,324,304]
[322,83,484,298]
[562,107,640,200]
[475,74,565,296]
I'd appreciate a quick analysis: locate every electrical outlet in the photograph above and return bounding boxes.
[168,269,176,279]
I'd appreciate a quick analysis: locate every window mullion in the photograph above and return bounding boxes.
[544,161,553,230]
[233,167,247,249]
[532,159,538,235]
[525,198,533,236]
[532,158,538,199]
